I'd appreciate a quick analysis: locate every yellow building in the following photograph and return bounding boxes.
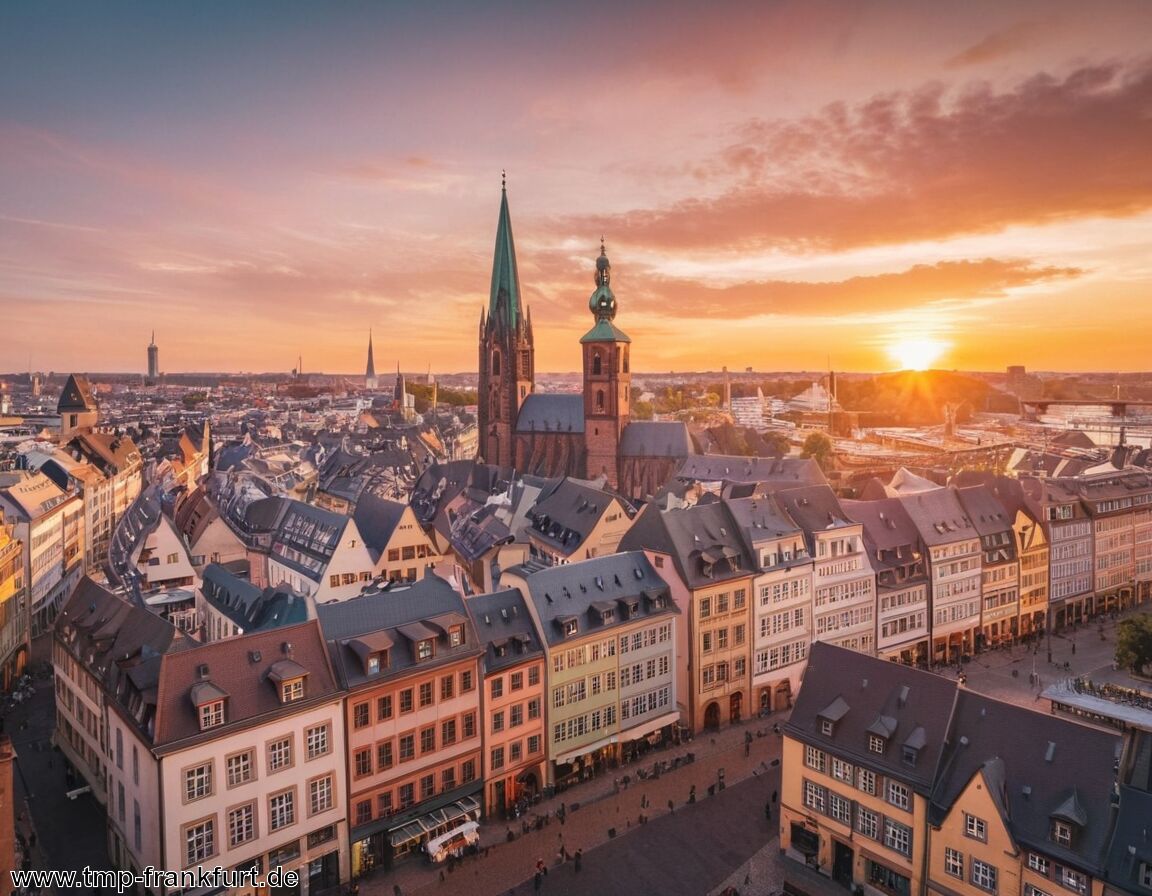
[0,515,28,688]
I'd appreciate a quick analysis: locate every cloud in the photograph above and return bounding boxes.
[618,258,1083,319]
[554,61,1152,253]
[945,20,1049,67]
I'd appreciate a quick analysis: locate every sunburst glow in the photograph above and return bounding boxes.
[888,337,949,371]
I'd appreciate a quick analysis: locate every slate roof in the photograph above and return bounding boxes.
[618,501,754,590]
[352,492,409,557]
[68,431,141,473]
[786,641,958,795]
[526,478,630,556]
[955,483,1017,547]
[842,497,928,584]
[152,619,339,750]
[513,551,677,648]
[316,574,480,690]
[895,486,977,547]
[174,485,219,546]
[931,689,1122,873]
[675,455,825,487]
[618,421,693,458]
[57,374,98,413]
[467,588,544,674]
[773,485,859,555]
[723,495,805,558]
[269,500,350,582]
[1104,785,1152,894]
[201,563,314,633]
[515,394,585,434]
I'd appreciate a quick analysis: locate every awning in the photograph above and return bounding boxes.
[555,734,618,766]
[619,711,681,743]
[386,795,483,848]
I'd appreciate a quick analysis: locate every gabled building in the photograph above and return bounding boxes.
[467,588,547,816]
[844,496,930,666]
[1024,477,1094,632]
[267,500,375,601]
[173,485,247,575]
[619,502,752,732]
[198,562,313,643]
[782,642,957,896]
[352,492,444,585]
[776,485,877,656]
[317,576,483,875]
[898,487,982,665]
[928,691,1121,896]
[726,495,814,714]
[503,552,680,786]
[524,477,635,567]
[956,484,1020,649]
[57,373,100,438]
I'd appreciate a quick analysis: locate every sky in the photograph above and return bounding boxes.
[3,0,1152,376]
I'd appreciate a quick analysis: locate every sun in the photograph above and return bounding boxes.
[888,337,949,371]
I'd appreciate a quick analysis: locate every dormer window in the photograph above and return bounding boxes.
[449,624,465,648]
[563,619,578,637]
[1052,820,1072,848]
[366,650,389,675]
[821,719,834,736]
[869,734,886,754]
[281,679,305,703]
[200,700,224,730]
[902,745,919,766]
[417,639,435,661]
[601,609,615,623]
[268,660,309,704]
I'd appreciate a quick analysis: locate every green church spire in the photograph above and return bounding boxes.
[488,172,523,331]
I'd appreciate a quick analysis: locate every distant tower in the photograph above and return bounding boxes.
[365,330,378,390]
[582,240,630,488]
[394,363,409,415]
[58,373,99,437]
[477,176,534,466]
[147,331,159,382]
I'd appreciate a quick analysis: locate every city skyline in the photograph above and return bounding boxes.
[3,1,1152,374]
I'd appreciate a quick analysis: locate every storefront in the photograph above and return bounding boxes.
[351,794,481,877]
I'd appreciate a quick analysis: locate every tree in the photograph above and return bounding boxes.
[1115,614,1152,675]
[800,431,834,471]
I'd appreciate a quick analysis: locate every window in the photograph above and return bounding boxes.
[399,734,415,761]
[442,719,457,745]
[226,751,253,788]
[1028,854,1049,875]
[1052,821,1072,848]
[199,700,224,730]
[491,678,504,699]
[463,712,476,739]
[449,624,465,647]
[902,745,919,766]
[355,800,371,825]
[966,814,987,842]
[884,819,912,856]
[229,804,255,847]
[857,806,879,839]
[528,666,540,687]
[869,734,886,754]
[377,694,393,720]
[309,776,333,815]
[803,780,826,813]
[399,784,415,809]
[886,780,910,811]
[1055,865,1086,894]
[377,741,393,769]
[945,848,964,879]
[417,639,434,661]
[184,819,214,866]
[528,698,541,719]
[441,676,455,700]
[829,792,852,824]
[702,631,713,653]
[461,670,474,692]
[510,741,522,762]
[353,702,369,729]
[971,860,998,892]
[378,792,394,817]
[699,597,711,619]
[400,688,414,713]
[269,790,295,831]
[420,726,435,753]
[857,769,876,795]
[462,759,477,783]
[831,758,853,782]
[306,724,329,759]
[492,746,505,770]
[419,681,434,707]
[511,672,524,691]
[281,679,304,703]
[510,704,523,727]
[528,734,541,754]
[420,774,435,800]
[354,748,372,777]
[268,737,292,772]
[184,763,212,802]
[1139,864,1152,889]
[804,745,826,772]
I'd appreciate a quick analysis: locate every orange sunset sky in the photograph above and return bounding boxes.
[2,0,1152,375]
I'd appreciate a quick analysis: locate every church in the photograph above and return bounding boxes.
[476,184,693,499]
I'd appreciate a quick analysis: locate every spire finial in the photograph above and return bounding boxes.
[501,169,506,190]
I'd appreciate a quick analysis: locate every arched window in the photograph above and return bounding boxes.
[596,390,605,412]
[492,351,501,376]
[592,352,602,376]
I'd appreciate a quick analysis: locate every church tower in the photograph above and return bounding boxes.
[477,178,534,466]
[581,241,630,488]
[364,330,377,390]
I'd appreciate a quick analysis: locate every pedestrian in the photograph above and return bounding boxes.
[574,848,583,873]
[668,797,675,814]
[689,784,696,803]
[536,858,548,876]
